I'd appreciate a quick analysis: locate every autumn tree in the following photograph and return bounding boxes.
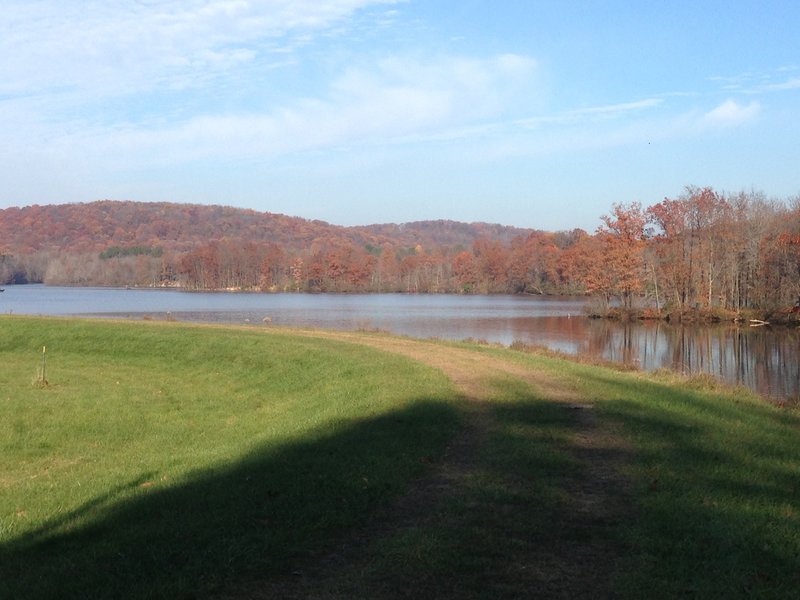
[373,244,399,292]
[648,187,736,311]
[472,238,509,293]
[260,243,286,290]
[764,198,800,309]
[507,232,562,294]
[452,251,478,292]
[558,230,593,295]
[687,187,731,308]
[0,254,16,284]
[594,202,647,309]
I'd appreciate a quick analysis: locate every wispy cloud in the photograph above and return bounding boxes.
[22,75,761,174]
[514,98,663,130]
[709,66,800,95]
[760,78,800,92]
[569,98,664,117]
[0,0,402,99]
[701,99,760,127]
[0,2,786,201]
[402,95,764,164]
[41,52,538,166]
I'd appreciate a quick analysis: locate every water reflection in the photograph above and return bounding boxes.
[568,319,799,404]
[2,285,798,403]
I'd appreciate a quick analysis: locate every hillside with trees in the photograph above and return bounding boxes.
[2,189,799,319]
[0,200,539,293]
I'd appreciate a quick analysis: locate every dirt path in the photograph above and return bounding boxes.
[229,331,630,599]
[303,330,581,399]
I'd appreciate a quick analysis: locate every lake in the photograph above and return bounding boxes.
[2,284,798,404]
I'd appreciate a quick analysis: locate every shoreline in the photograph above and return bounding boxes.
[587,306,800,327]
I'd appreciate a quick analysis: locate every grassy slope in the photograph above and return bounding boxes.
[0,317,460,599]
[1,318,799,599]
[486,346,800,599]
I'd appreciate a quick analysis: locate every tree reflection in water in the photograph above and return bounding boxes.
[572,319,800,404]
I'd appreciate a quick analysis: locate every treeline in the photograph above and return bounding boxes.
[99,246,163,259]
[586,187,800,315]
[170,186,800,314]
[8,231,581,294]
[2,189,799,314]
[172,230,586,294]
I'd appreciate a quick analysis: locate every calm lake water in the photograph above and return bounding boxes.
[2,284,798,404]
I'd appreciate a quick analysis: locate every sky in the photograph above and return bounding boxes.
[1,1,799,232]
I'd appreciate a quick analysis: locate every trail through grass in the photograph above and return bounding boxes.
[250,333,630,599]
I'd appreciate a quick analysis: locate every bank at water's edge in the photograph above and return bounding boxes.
[588,304,800,327]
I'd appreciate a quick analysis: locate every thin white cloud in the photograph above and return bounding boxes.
[760,78,800,92]
[28,74,761,174]
[47,53,539,165]
[710,67,800,95]
[513,98,662,130]
[0,0,402,97]
[569,98,663,116]
[702,99,760,127]
[401,95,765,164]
[381,97,665,148]
[0,2,779,194]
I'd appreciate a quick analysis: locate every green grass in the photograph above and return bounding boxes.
[2,317,799,599]
[491,345,800,599]
[324,376,610,599]
[0,317,461,599]
[588,371,800,598]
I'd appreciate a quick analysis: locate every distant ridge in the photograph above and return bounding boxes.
[0,200,538,255]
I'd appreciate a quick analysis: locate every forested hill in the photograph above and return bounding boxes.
[2,190,799,316]
[0,200,533,255]
[0,200,553,292]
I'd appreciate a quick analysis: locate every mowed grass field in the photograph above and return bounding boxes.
[1,316,799,599]
[0,317,460,599]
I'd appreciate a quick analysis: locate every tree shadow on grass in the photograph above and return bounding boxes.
[0,400,460,600]
[315,377,634,600]
[327,374,799,599]
[579,372,800,598]
[7,368,797,600]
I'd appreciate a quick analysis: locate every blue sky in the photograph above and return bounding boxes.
[1,1,798,231]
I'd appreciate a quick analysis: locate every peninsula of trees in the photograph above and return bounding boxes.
[1,186,799,319]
